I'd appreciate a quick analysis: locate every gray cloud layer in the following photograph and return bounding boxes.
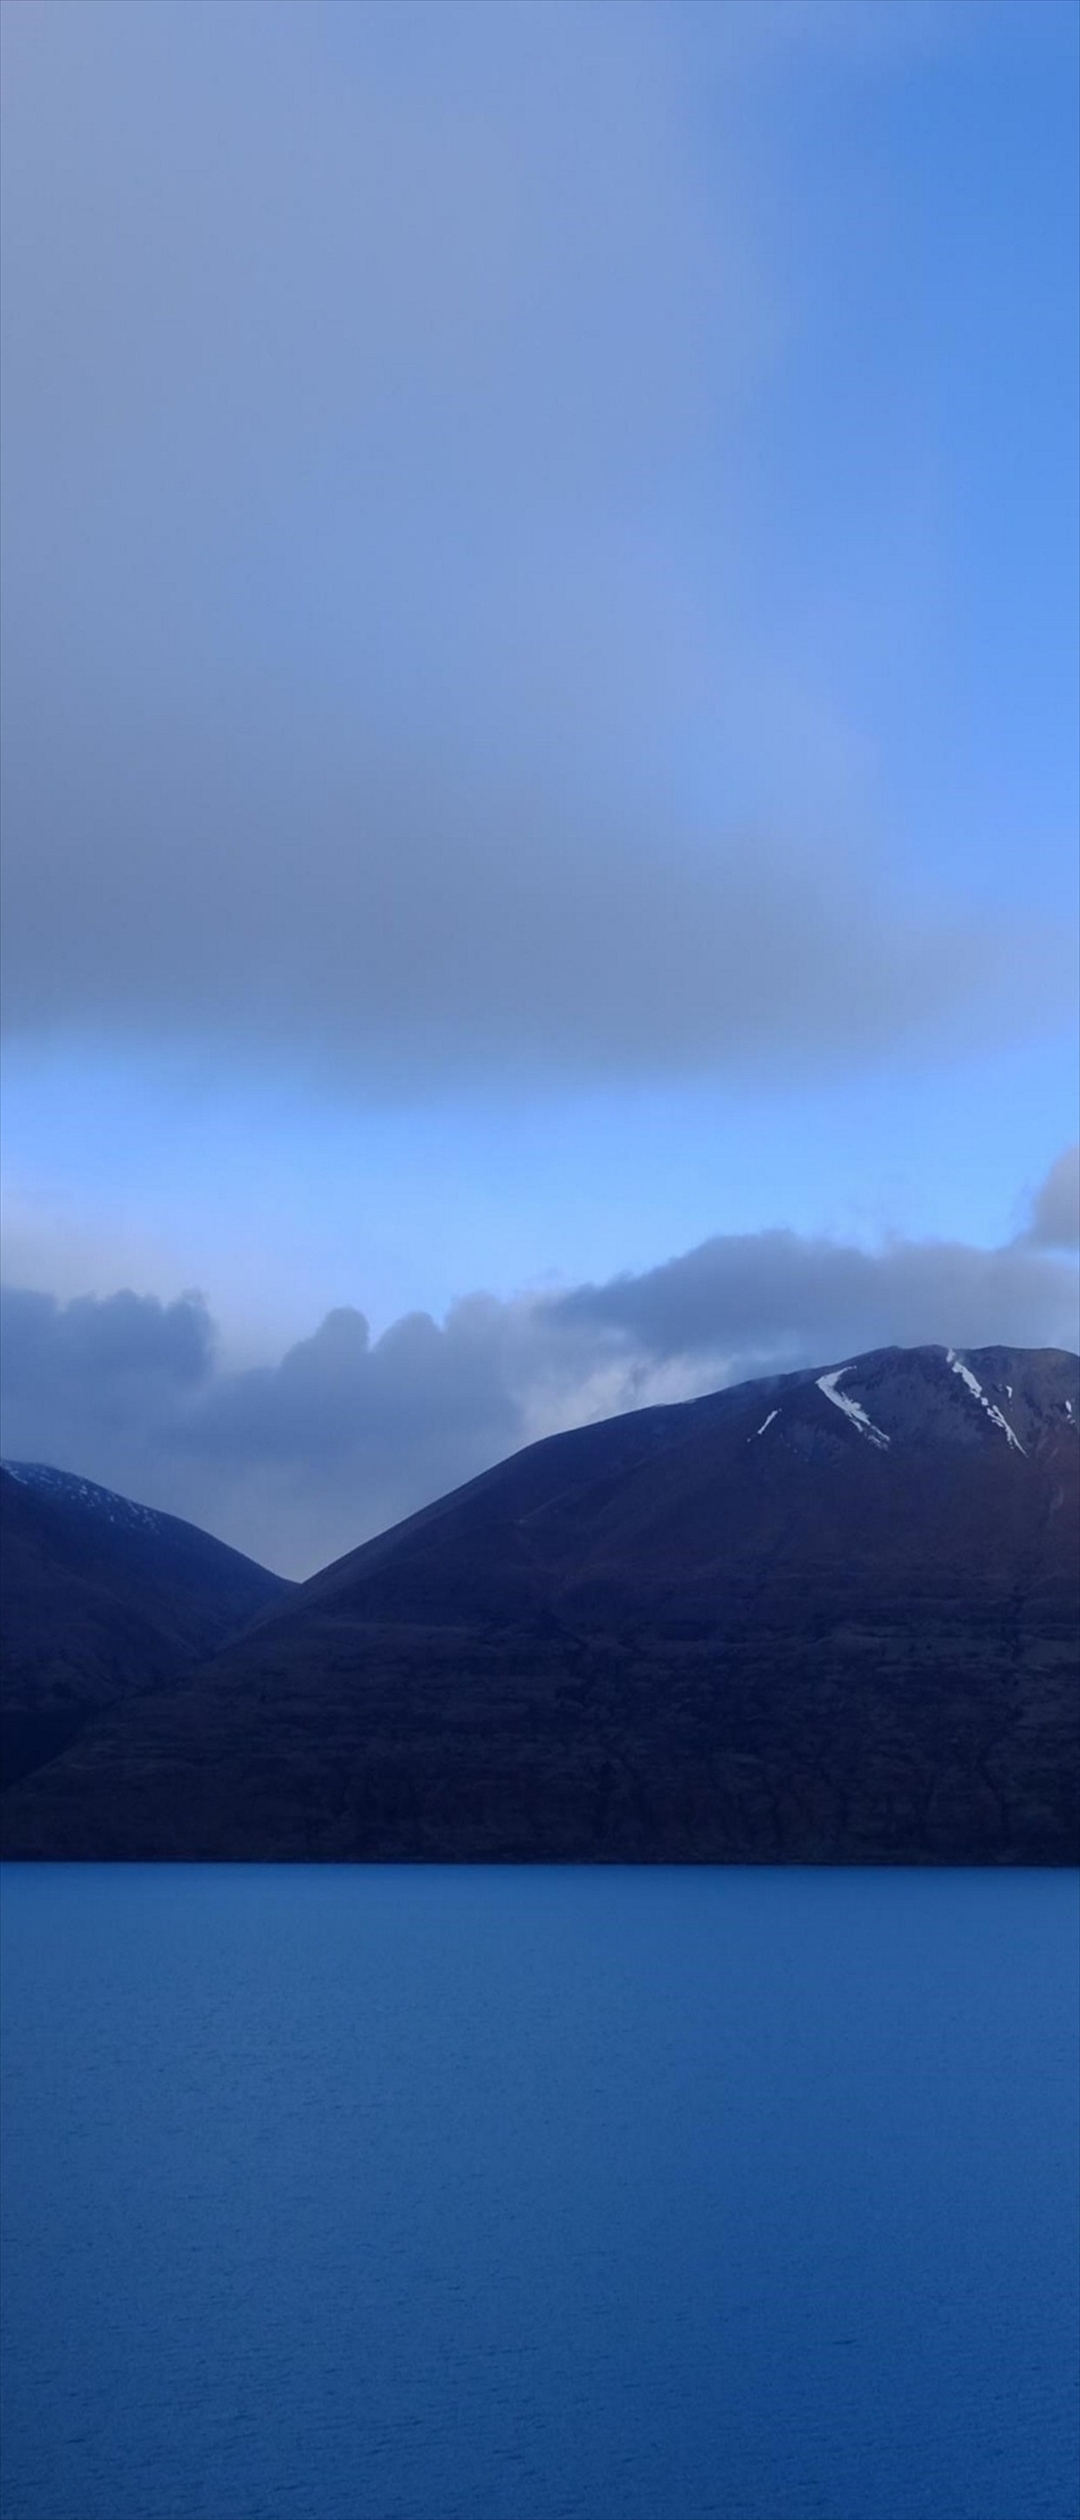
[3,1154,1077,1575]
[2,0,1068,1094]
[551,1225,1080,1363]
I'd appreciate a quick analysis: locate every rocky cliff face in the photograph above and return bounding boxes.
[2,1345,1077,1863]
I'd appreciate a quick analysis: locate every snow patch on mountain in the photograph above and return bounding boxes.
[816,1369,890,1451]
[944,1353,1026,1454]
[749,1409,779,1440]
[2,1461,166,1534]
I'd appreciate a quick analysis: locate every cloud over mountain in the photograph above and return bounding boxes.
[1,5,1076,1588]
[3,1151,1076,1575]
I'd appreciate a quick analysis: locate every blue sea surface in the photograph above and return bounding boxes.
[1,1864,1077,2520]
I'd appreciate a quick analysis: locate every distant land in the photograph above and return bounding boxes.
[1,1344,1077,1865]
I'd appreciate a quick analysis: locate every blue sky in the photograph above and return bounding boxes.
[1,0,1077,1567]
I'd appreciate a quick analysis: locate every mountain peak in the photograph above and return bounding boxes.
[0,1464,289,1795]
[2,1340,1075,1866]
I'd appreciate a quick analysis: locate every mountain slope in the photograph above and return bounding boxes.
[2,1345,1077,1862]
[0,1464,289,1790]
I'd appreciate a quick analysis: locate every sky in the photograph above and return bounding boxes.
[1,0,1077,1575]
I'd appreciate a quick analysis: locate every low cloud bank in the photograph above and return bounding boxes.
[2,1157,1077,1576]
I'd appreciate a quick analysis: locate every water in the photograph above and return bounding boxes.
[1,1866,1076,2520]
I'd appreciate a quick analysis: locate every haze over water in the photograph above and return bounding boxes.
[2,1863,1077,2520]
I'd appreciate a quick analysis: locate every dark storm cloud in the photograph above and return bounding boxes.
[3,1157,1076,1574]
[1,0,1066,1093]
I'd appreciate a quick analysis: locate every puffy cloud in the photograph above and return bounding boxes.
[0,1287,520,1575]
[0,1287,213,1407]
[2,1185,1076,1574]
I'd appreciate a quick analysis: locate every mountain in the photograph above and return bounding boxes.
[0,1463,290,1791]
[1,1344,1077,1863]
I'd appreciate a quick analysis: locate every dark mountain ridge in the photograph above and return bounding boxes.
[0,1463,290,1790]
[2,1343,1077,1862]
